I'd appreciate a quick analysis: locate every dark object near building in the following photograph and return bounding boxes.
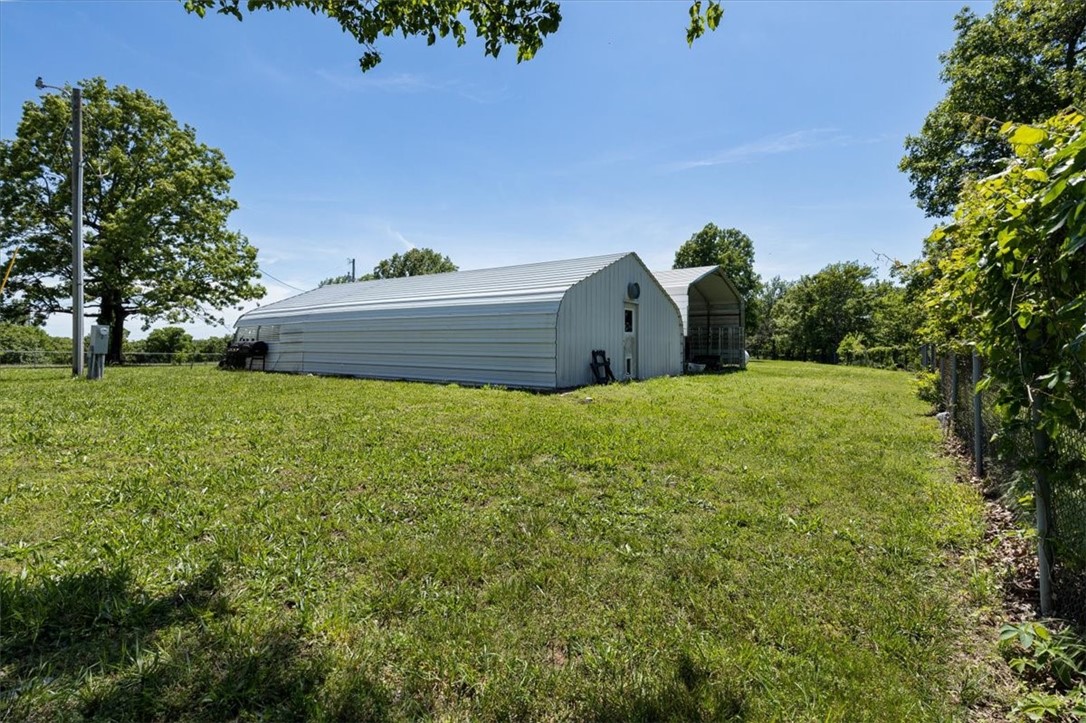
[590,349,615,384]
[220,340,268,370]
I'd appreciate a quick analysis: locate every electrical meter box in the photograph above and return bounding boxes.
[90,325,110,355]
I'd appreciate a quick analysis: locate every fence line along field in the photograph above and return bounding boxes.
[1,361,1001,720]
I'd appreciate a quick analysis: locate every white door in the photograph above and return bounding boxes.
[623,303,638,379]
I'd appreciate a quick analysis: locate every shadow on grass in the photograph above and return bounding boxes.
[579,654,747,723]
[0,562,392,721]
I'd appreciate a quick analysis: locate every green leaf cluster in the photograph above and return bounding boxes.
[184,1,723,72]
[999,620,1086,719]
[922,110,1086,434]
[370,247,458,279]
[900,0,1086,217]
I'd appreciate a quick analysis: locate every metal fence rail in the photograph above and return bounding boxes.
[0,350,225,367]
[937,351,1086,626]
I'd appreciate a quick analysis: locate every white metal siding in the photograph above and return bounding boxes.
[271,324,304,373]
[238,253,684,389]
[555,255,682,388]
[259,305,559,388]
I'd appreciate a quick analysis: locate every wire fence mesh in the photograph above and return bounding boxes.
[936,350,1086,626]
[0,350,225,367]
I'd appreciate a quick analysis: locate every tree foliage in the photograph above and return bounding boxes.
[370,248,457,279]
[0,78,264,361]
[673,224,760,296]
[900,0,1086,217]
[0,323,67,364]
[184,0,723,72]
[746,275,791,358]
[922,110,1086,433]
[774,262,875,362]
[144,326,195,356]
[319,274,354,287]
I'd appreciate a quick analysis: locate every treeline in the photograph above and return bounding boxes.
[0,323,232,365]
[746,262,921,368]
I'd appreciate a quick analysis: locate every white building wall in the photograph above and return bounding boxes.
[259,303,559,388]
[555,255,682,388]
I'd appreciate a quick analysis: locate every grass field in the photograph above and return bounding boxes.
[1,361,998,720]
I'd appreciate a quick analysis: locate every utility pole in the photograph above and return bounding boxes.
[71,87,84,377]
[37,77,84,376]
[349,257,356,282]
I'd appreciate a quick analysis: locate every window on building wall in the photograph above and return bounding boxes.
[624,309,633,333]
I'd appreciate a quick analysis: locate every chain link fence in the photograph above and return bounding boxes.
[0,350,225,367]
[936,350,1086,626]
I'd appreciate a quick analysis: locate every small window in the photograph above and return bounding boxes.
[624,309,633,333]
[625,357,632,375]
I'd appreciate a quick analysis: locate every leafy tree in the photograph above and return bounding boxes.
[370,248,457,279]
[923,111,1085,430]
[746,275,791,358]
[923,110,1085,615]
[0,323,67,364]
[900,0,1086,217]
[184,0,723,72]
[868,281,921,349]
[770,262,875,362]
[319,274,355,287]
[144,326,195,357]
[196,334,233,356]
[0,78,264,362]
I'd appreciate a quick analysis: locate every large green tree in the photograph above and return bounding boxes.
[746,275,791,358]
[0,78,264,361]
[183,0,723,72]
[900,0,1086,217]
[770,262,875,362]
[370,247,458,279]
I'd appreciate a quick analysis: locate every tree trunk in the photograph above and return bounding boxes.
[98,294,127,363]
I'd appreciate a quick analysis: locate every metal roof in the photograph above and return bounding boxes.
[653,266,743,332]
[652,266,741,300]
[240,252,631,324]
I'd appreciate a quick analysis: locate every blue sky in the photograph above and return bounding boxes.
[0,0,989,339]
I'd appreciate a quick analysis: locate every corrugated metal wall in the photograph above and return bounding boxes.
[555,255,682,388]
[261,303,560,388]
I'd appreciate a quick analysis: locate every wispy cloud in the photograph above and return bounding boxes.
[313,68,506,104]
[671,129,882,171]
[386,225,415,251]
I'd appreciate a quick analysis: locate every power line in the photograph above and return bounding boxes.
[257,267,306,292]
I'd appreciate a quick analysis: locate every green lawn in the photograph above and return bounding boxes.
[1,361,997,720]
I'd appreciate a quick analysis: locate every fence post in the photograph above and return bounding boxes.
[973,351,984,478]
[1031,396,1054,616]
[949,351,958,433]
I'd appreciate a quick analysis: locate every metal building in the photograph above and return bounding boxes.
[233,252,683,389]
[654,266,746,369]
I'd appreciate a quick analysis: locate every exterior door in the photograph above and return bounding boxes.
[623,303,638,379]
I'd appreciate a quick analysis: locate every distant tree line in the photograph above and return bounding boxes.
[0,323,232,365]
[673,223,922,368]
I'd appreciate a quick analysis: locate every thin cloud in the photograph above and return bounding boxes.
[672,129,879,171]
[314,68,506,104]
[387,226,416,251]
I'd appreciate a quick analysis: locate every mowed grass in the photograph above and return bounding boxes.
[0,361,990,721]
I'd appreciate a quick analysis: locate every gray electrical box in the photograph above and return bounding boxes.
[90,325,110,355]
